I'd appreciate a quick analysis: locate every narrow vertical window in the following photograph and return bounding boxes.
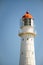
[24,19,27,25]
[21,52,23,55]
[27,38,28,40]
[22,38,24,41]
[29,19,31,26]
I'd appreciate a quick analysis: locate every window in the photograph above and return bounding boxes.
[21,52,23,55]
[24,19,28,25]
[27,38,28,40]
[22,38,24,41]
[24,18,31,26]
[29,19,31,25]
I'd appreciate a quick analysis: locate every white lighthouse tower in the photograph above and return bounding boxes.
[19,12,36,65]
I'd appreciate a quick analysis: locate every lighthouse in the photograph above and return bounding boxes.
[19,12,36,65]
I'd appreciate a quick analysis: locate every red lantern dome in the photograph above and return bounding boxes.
[22,12,33,18]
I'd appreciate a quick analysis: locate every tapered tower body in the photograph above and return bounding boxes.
[19,12,36,65]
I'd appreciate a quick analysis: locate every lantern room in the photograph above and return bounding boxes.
[20,12,34,28]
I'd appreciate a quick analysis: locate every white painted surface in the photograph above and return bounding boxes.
[19,18,36,65]
[19,34,36,65]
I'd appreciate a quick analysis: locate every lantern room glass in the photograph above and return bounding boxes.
[20,18,31,27]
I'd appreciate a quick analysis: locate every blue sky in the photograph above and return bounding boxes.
[0,0,43,65]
